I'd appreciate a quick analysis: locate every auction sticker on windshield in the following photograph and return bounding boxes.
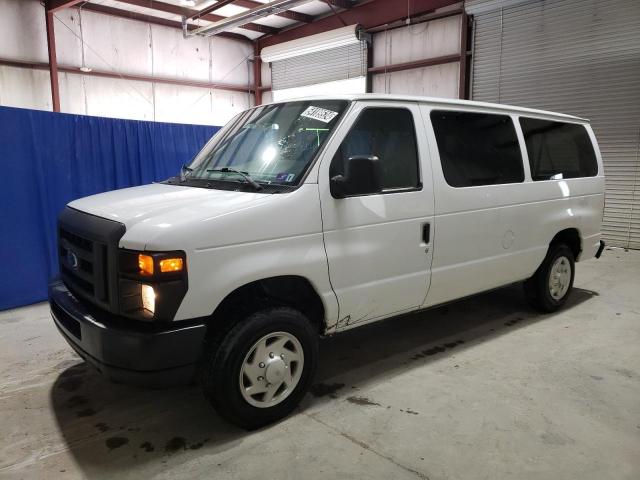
[300,106,339,124]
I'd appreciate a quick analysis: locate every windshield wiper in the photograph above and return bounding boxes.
[180,164,193,182]
[206,168,263,191]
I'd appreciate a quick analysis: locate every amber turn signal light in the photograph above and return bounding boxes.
[159,258,184,273]
[138,254,154,276]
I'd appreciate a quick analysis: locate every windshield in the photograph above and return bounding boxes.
[186,100,349,187]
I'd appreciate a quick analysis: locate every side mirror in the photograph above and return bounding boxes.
[330,155,383,198]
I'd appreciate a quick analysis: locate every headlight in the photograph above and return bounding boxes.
[141,284,155,314]
[118,250,188,322]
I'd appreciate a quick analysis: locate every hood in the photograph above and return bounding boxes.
[67,182,322,254]
[68,183,272,246]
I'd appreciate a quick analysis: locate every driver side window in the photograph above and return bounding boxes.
[330,108,420,191]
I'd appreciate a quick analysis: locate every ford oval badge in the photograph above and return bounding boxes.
[67,250,79,270]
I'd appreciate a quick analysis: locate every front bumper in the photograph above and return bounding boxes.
[49,279,206,387]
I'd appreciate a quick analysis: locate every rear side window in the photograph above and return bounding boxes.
[430,111,524,187]
[519,118,598,180]
[330,108,420,191]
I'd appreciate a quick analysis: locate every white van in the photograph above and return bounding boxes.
[50,95,605,429]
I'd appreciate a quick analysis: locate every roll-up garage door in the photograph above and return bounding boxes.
[271,42,367,91]
[468,0,640,249]
[261,24,368,101]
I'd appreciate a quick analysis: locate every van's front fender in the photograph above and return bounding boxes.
[168,184,339,328]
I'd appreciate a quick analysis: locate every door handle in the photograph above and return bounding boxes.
[422,223,431,244]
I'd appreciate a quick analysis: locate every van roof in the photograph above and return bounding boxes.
[266,94,588,123]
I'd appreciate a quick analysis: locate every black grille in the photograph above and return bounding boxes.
[60,228,93,253]
[59,227,108,303]
[58,207,125,313]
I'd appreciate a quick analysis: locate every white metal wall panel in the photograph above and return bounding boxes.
[371,15,461,68]
[0,65,52,110]
[370,14,462,97]
[0,0,253,125]
[0,0,48,62]
[470,0,640,249]
[371,62,460,98]
[271,42,367,91]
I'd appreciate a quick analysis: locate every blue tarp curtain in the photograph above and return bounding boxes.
[0,106,219,311]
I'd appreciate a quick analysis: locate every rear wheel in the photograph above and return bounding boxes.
[201,306,318,430]
[524,243,575,312]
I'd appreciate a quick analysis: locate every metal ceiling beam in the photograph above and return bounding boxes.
[188,0,237,21]
[80,2,250,42]
[46,0,83,13]
[234,0,313,23]
[114,0,279,34]
[183,0,313,24]
[259,0,458,47]
[188,0,312,37]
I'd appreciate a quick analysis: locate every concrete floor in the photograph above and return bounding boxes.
[1,248,639,480]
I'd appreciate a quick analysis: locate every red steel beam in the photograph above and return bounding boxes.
[0,59,46,70]
[260,0,457,47]
[253,43,262,105]
[66,67,254,93]
[45,9,61,112]
[0,58,254,94]
[367,53,461,75]
[80,3,250,42]
[458,12,469,99]
[46,0,83,13]
[114,0,278,35]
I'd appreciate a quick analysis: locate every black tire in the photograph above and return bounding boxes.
[524,243,575,312]
[201,306,318,430]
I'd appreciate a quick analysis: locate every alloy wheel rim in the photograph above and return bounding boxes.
[239,331,304,408]
[549,256,571,300]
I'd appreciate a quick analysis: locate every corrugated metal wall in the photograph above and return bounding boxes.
[470,0,640,249]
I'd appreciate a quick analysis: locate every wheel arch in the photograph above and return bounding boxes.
[207,275,326,337]
[549,228,582,260]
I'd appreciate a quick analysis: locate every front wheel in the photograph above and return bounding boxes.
[524,243,575,312]
[201,306,318,430]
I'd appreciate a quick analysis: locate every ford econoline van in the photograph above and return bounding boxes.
[50,95,605,429]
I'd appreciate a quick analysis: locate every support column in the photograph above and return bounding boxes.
[45,9,61,112]
[458,12,469,100]
[253,42,262,106]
